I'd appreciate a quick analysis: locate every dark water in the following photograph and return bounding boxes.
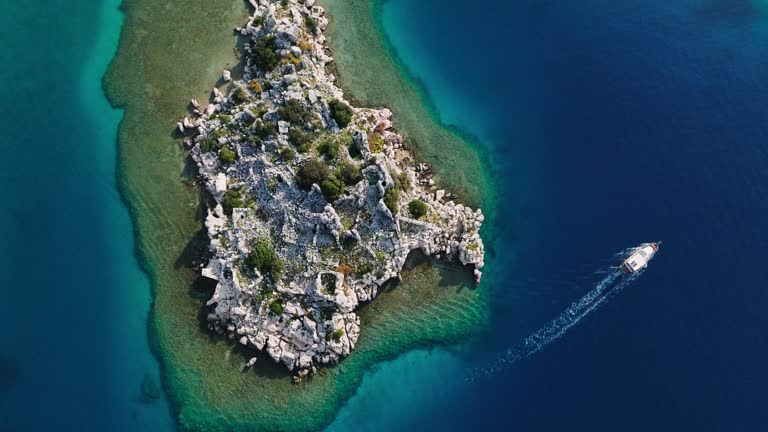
[331,0,768,430]
[0,0,173,430]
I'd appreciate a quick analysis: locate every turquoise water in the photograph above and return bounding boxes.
[0,0,173,429]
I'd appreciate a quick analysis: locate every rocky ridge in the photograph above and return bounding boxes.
[182,0,485,378]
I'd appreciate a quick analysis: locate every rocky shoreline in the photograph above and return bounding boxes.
[181,0,485,379]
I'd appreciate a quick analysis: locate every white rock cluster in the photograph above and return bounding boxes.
[182,0,485,378]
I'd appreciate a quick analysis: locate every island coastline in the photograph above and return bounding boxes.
[104,0,495,430]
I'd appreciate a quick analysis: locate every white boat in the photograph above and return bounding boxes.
[621,242,659,273]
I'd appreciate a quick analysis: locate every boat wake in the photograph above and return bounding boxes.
[469,254,644,380]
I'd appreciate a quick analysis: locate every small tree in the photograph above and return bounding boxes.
[245,239,284,279]
[231,86,248,104]
[252,35,281,71]
[329,99,353,128]
[288,128,312,152]
[320,174,344,202]
[278,99,310,126]
[337,161,362,185]
[408,199,428,218]
[253,121,277,139]
[277,146,296,161]
[296,158,330,190]
[317,138,340,160]
[383,188,400,214]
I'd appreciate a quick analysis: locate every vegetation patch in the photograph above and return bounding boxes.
[383,188,400,214]
[251,35,281,71]
[329,99,353,128]
[245,239,285,280]
[408,199,428,218]
[296,158,330,190]
[278,99,311,126]
[219,145,237,165]
[221,189,244,217]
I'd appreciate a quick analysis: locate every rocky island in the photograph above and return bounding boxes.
[181,0,485,378]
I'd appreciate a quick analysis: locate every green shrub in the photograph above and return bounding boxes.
[253,121,277,139]
[288,128,312,152]
[304,15,318,34]
[317,138,340,160]
[200,137,218,153]
[320,174,344,202]
[269,300,284,315]
[278,99,310,126]
[329,99,353,128]
[408,199,428,218]
[356,262,374,276]
[337,161,362,186]
[383,188,400,214]
[251,35,280,71]
[231,87,248,104]
[245,239,284,279]
[296,158,330,190]
[397,172,411,191]
[221,189,243,216]
[277,146,296,161]
[326,329,344,342]
[219,146,237,165]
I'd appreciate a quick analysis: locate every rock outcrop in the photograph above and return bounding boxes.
[182,0,485,377]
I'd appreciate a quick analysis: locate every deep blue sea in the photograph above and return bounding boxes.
[330,0,768,431]
[0,0,173,430]
[3,0,768,431]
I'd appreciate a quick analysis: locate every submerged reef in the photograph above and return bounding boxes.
[182,0,485,378]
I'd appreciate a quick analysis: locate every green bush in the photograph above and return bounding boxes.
[221,189,243,216]
[329,99,353,128]
[278,99,311,126]
[296,158,330,190]
[251,35,280,71]
[408,199,428,218]
[337,161,362,186]
[326,329,344,342]
[317,138,340,160]
[245,239,284,279]
[200,137,218,153]
[320,174,344,202]
[231,86,248,104]
[219,146,237,165]
[383,188,400,214]
[288,128,312,152]
[269,300,284,315]
[356,262,374,276]
[304,15,318,34]
[253,121,277,139]
[277,146,296,161]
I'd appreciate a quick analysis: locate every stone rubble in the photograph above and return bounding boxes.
[182,0,485,378]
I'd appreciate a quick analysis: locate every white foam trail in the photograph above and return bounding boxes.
[470,256,643,380]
